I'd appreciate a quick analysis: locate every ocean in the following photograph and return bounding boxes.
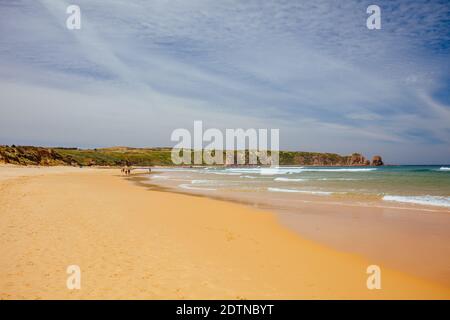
[148,165,450,209]
[144,165,450,284]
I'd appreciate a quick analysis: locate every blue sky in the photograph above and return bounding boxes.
[0,0,449,164]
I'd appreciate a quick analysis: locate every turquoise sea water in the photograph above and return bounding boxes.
[150,165,450,208]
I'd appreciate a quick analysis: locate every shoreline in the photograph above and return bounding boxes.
[0,165,449,299]
[139,170,450,287]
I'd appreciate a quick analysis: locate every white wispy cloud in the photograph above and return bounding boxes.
[0,0,449,163]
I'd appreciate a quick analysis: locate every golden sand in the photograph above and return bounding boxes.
[0,166,449,299]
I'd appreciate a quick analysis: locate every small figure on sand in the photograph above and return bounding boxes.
[121,167,131,175]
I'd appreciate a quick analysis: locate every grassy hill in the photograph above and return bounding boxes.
[0,145,377,167]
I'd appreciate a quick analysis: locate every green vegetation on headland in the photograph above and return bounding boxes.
[0,145,383,167]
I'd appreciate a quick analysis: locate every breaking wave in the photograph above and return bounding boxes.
[268,187,332,195]
[274,177,306,182]
[178,184,216,191]
[383,195,450,208]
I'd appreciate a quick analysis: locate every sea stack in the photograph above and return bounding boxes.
[371,155,384,166]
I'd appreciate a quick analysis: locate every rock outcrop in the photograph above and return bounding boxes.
[279,151,380,166]
[371,155,384,166]
[346,153,367,166]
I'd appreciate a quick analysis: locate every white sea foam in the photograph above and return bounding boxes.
[268,187,332,195]
[151,175,169,179]
[240,175,258,179]
[224,167,376,175]
[274,177,306,182]
[383,195,450,208]
[190,180,231,187]
[209,171,242,176]
[316,178,359,181]
[224,167,305,175]
[152,168,198,173]
[178,184,216,191]
[439,167,450,171]
[225,168,292,175]
[191,179,209,184]
[299,168,377,172]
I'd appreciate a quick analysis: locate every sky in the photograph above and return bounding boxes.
[0,0,449,164]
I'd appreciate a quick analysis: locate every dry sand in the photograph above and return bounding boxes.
[0,165,449,299]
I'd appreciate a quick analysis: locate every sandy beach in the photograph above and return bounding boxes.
[146,168,450,287]
[0,165,449,299]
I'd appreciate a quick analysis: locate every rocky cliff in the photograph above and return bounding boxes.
[0,145,383,167]
[278,151,378,166]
